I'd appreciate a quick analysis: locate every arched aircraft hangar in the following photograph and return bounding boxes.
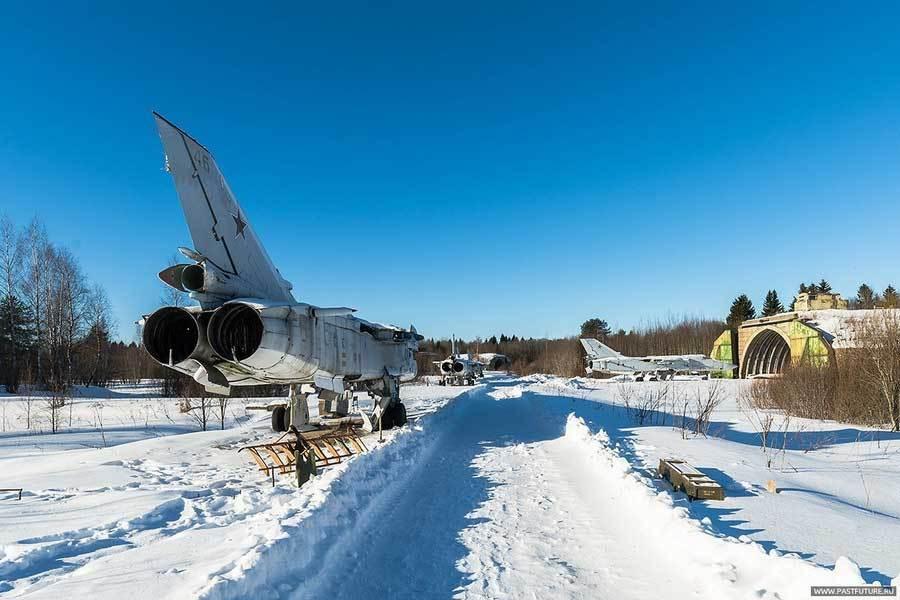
[709,304,894,378]
[735,315,832,377]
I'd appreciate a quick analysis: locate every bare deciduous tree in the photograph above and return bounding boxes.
[22,218,49,383]
[44,391,66,434]
[741,383,778,467]
[629,386,666,426]
[216,396,230,430]
[91,401,108,448]
[694,379,723,436]
[83,284,115,386]
[615,382,635,414]
[854,312,900,431]
[180,382,213,431]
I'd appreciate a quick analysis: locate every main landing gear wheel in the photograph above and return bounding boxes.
[378,402,408,430]
[379,407,394,431]
[392,402,407,427]
[271,405,288,432]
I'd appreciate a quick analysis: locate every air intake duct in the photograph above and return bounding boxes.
[180,264,205,292]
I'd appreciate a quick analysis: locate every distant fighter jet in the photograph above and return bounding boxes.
[580,338,734,381]
[476,352,511,371]
[142,113,422,433]
[434,336,484,386]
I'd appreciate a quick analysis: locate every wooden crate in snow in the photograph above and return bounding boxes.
[658,458,725,501]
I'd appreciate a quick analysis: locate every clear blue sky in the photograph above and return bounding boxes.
[2,2,899,341]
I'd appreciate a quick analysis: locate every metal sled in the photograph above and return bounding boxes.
[239,425,368,486]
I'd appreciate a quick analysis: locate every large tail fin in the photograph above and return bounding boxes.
[153,113,294,302]
[579,338,621,359]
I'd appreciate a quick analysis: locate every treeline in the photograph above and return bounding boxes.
[418,316,726,379]
[0,215,135,392]
[848,283,898,309]
[581,316,726,357]
[417,336,584,378]
[725,279,899,328]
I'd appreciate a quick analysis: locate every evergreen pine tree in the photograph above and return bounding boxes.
[798,283,808,294]
[580,318,611,339]
[807,282,820,294]
[761,290,784,316]
[726,294,756,327]
[817,279,832,293]
[884,285,898,308]
[0,294,34,391]
[856,283,875,309]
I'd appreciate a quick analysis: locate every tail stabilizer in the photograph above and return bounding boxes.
[579,338,621,359]
[153,112,294,302]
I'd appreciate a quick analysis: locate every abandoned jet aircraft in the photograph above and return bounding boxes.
[434,336,483,386]
[141,113,423,440]
[476,352,511,371]
[580,338,734,380]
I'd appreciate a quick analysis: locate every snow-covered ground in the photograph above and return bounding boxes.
[1,376,897,598]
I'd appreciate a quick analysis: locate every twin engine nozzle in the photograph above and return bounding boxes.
[439,360,466,374]
[143,303,264,367]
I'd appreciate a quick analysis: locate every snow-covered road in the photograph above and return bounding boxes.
[296,383,692,599]
[299,385,562,598]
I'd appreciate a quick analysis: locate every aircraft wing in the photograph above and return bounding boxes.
[644,356,694,371]
[686,357,735,371]
[642,355,735,372]
[591,356,663,373]
[154,113,294,302]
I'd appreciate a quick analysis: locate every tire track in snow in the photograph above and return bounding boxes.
[294,386,560,599]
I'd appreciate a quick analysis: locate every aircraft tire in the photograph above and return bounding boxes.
[379,406,395,430]
[392,402,408,427]
[271,405,287,432]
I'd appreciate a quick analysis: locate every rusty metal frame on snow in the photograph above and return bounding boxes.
[239,426,368,484]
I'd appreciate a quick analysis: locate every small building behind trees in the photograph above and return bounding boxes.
[793,291,849,311]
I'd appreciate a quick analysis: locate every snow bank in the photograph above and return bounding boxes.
[487,385,523,399]
[562,413,874,599]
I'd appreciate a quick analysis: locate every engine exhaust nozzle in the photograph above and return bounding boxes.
[207,303,265,362]
[143,307,200,366]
